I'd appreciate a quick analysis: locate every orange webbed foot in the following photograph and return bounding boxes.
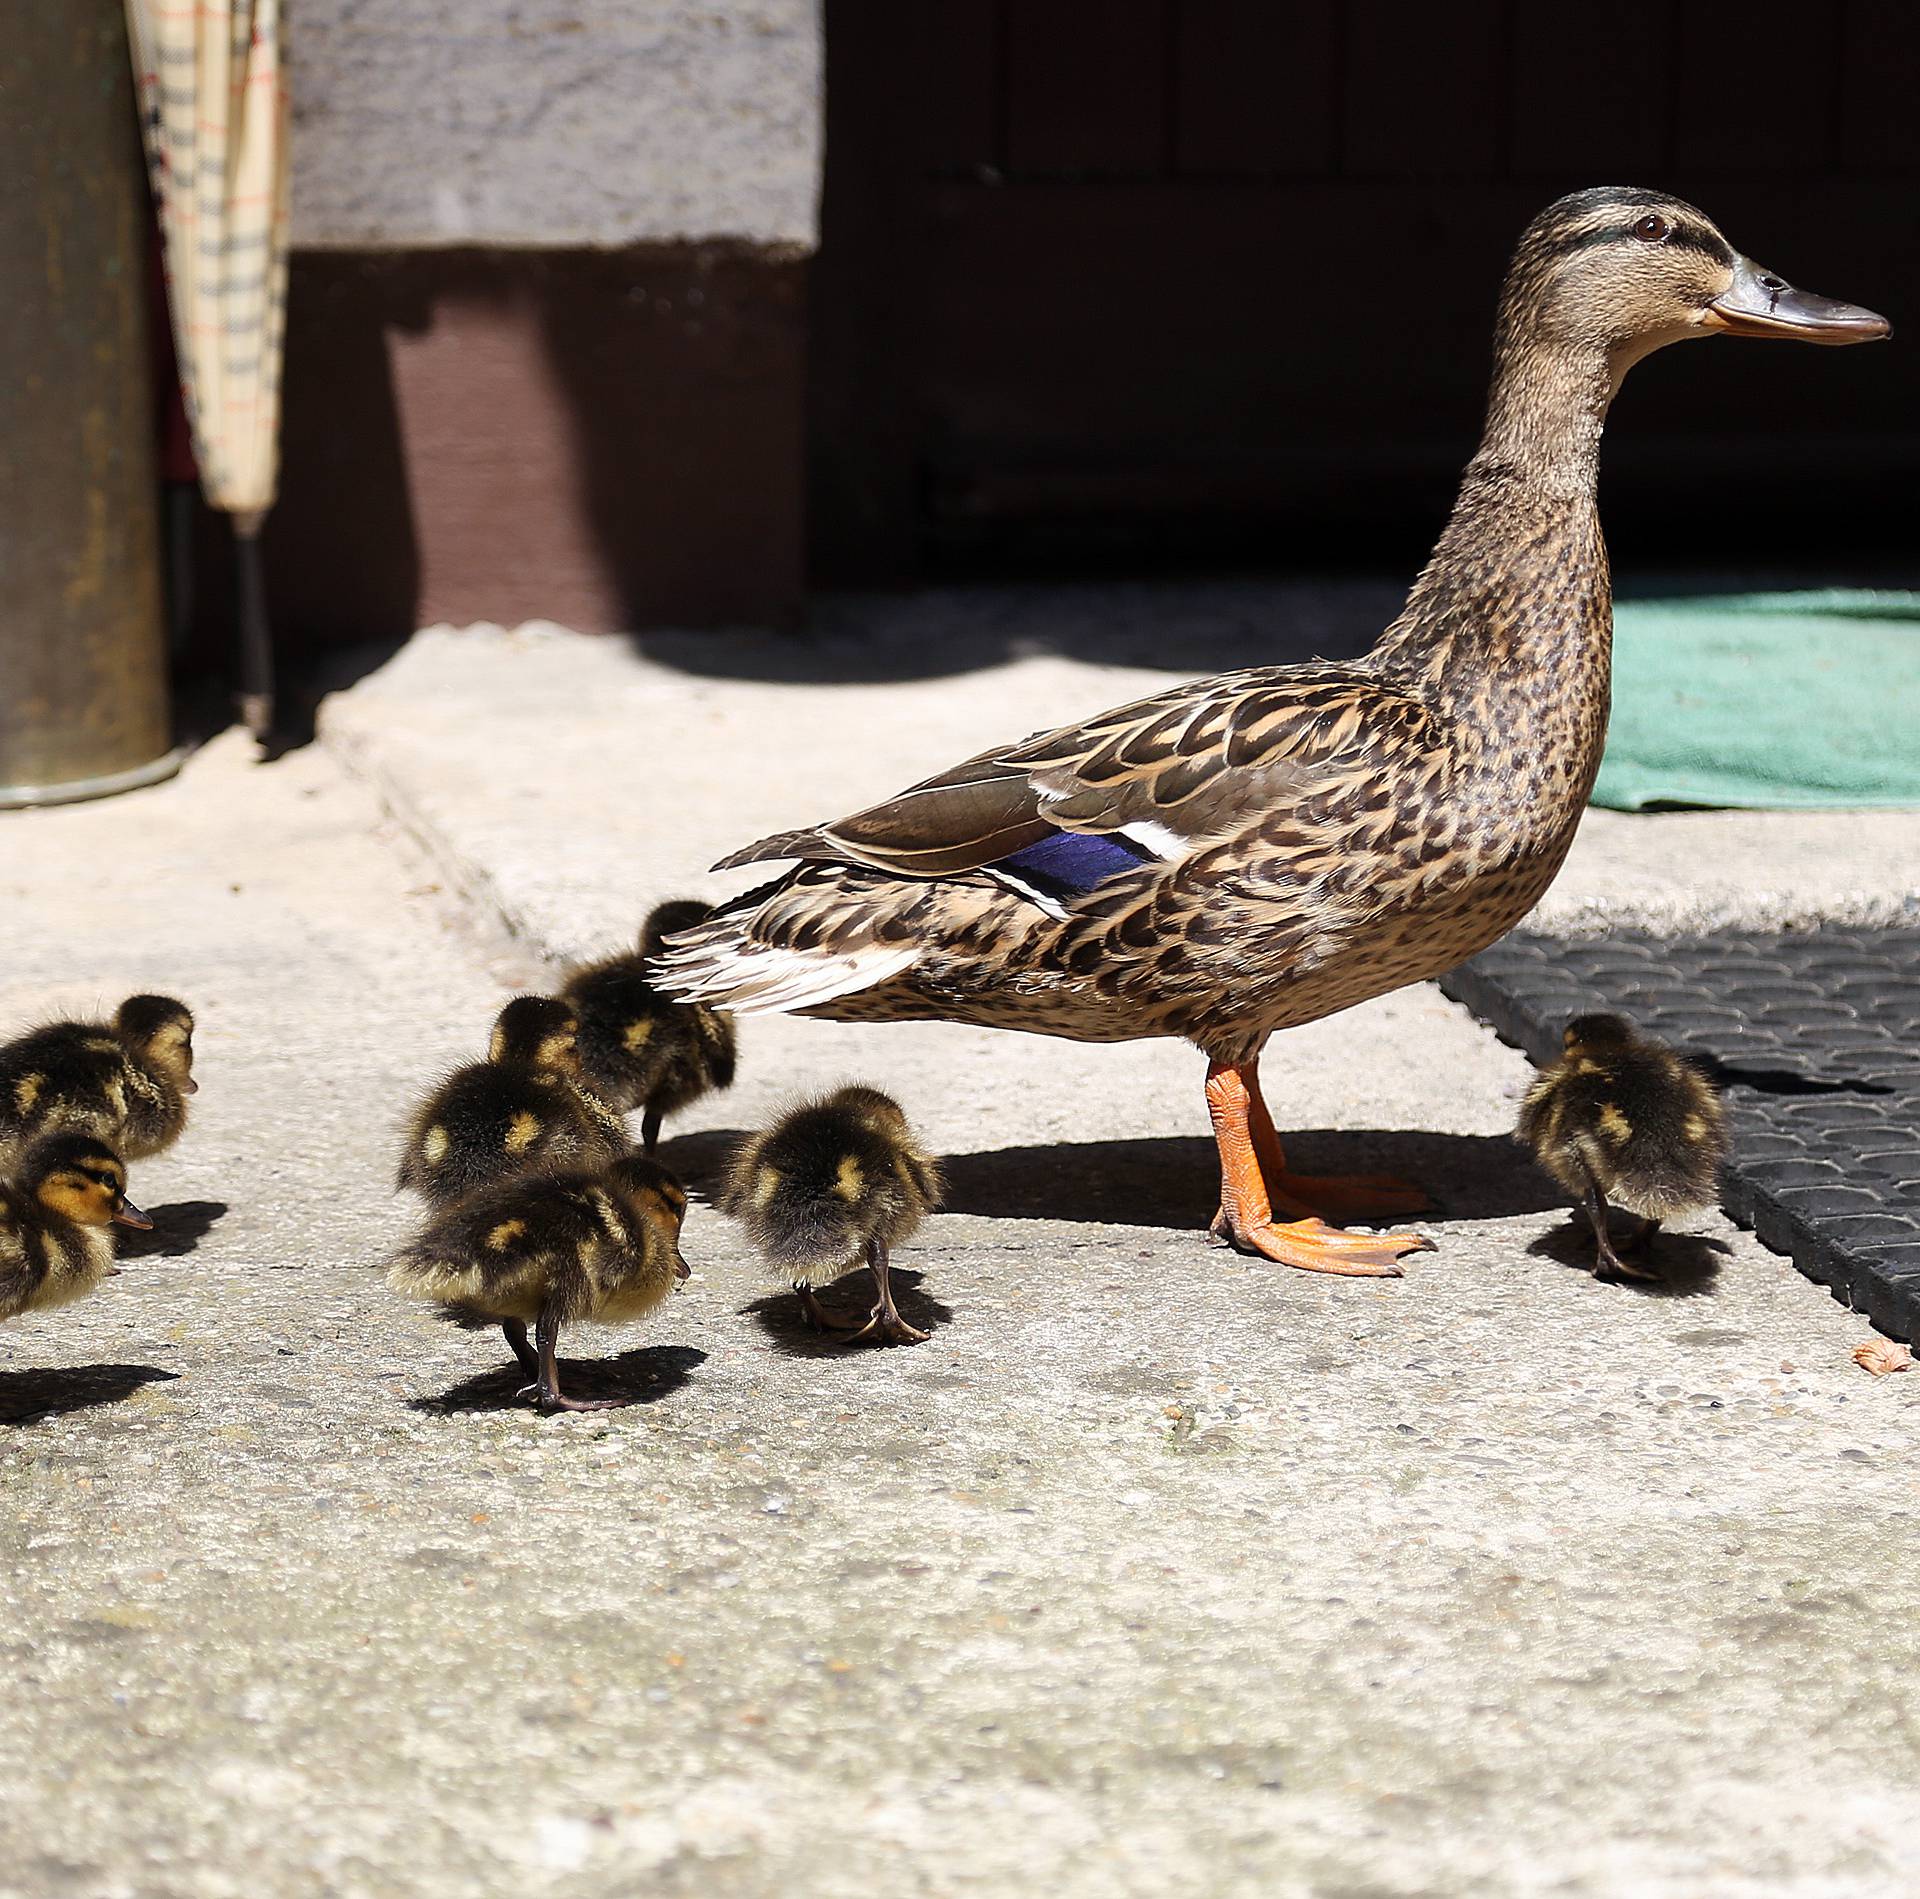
[1220,1215,1434,1277]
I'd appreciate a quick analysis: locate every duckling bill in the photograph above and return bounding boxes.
[388,1155,690,1412]
[561,900,738,1152]
[720,1086,941,1346]
[2,1135,150,1327]
[0,995,196,1166]
[1517,1013,1728,1283]
[398,996,625,1209]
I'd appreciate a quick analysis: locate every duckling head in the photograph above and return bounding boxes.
[117,994,197,1095]
[640,899,716,958]
[24,1134,152,1230]
[487,996,581,1077]
[608,1154,692,1278]
[1495,187,1888,401]
[828,1084,911,1142]
[1561,1012,1637,1060]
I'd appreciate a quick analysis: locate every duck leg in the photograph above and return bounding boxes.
[1580,1173,1660,1284]
[640,1104,663,1155]
[1205,1060,1434,1275]
[500,1318,540,1380]
[522,1294,633,1412]
[842,1237,931,1348]
[795,1281,864,1334]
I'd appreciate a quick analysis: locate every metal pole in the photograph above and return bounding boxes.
[0,0,178,807]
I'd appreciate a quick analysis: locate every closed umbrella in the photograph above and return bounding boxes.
[125,0,290,740]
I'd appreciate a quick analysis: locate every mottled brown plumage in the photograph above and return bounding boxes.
[1518,1013,1729,1283]
[661,187,1884,1275]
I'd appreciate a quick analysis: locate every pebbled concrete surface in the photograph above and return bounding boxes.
[3,621,1919,1897]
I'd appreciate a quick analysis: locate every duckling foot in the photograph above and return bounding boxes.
[1583,1186,1662,1285]
[522,1300,637,1412]
[795,1284,865,1334]
[839,1240,932,1347]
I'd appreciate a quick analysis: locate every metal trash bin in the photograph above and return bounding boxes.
[0,0,178,808]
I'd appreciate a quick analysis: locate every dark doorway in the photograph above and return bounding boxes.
[811,0,1920,586]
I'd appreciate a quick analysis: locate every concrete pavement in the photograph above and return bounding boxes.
[2,598,1918,1898]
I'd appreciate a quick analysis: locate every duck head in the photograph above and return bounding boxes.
[1500,186,1889,388]
[27,1134,152,1230]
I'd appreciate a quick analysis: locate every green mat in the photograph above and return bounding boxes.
[1593,590,1920,811]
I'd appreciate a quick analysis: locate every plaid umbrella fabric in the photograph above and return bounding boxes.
[125,0,290,738]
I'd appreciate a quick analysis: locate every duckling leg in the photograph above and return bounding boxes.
[523,1295,634,1412]
[843,1237,931,1347]
[1205,1061,1434,1276]
[500,1318,540,1380]
[1580,1176,1660,1284]
[640,1105,664,1155]
[795,1282,864,1333]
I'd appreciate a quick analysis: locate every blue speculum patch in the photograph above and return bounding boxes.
[996,828,1158,903]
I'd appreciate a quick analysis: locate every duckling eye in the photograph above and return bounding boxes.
[1633,214,1669,244]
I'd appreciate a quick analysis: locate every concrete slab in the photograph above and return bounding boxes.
[2,643,1917,1898]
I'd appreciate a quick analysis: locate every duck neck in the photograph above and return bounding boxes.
[1372,334,1617,706]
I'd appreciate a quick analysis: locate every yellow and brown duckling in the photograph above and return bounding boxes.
[1,1135,151,1324]
[1517,1013,1728,1283]
[560,900,738,1152]
[387,1153,690,1412]
[0,995,197,1167]
[398,996,626,1210]
[720,1085,941,1346]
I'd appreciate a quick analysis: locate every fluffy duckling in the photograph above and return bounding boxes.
[398,996,626,1209]
[1517,1013,1728,1283]
[560,900,738,1152]
[1,1135,152,1323]
[720,1085,941,1346]
[0,996,197,1166]
[387,1154,690,1412]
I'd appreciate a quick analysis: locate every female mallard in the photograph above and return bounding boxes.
[661,188,1885,1276]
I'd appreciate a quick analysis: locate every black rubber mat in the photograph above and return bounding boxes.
[1439,926,1920,1340]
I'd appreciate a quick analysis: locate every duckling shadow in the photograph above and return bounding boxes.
[1524,1218,1731,1298]
[115,1200,229,1262]
[741,1269,954,1359]
[654,1126,744,1195]
[411,1344,707,1416]
[0,1363,179,1424]
[940,1132,1562,1230]
[1691,1055,1895,1099]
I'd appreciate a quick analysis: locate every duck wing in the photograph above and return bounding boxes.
[715,664,1437,879]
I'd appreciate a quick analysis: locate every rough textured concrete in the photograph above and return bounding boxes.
[291,2,821,248]
[4,629,1920,1897]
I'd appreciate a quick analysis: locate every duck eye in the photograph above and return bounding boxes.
[1634,214,1669,243]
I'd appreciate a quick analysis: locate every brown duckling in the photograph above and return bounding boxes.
[560,900,738,1152]
[1517,1013,1728,1283]
[398,996,626,1209]
[720,1085,941,1346]
[0,996,197,1166]
[1,1135,152,1324]
[387,1153,690,1412]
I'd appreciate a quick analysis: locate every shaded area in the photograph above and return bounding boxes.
[940,1131,1564,1232]
[0,1363,178,1425]
[115,1199,228,1262]
[411,1342,706,1417]
[740,1267,954,1359]
[1693,1056,1894,1100]
[1523,1219,1732,1300]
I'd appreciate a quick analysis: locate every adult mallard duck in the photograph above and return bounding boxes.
[661,187,1886,1276]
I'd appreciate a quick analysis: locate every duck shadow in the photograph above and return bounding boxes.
[741,1267,954,1359]
[116,1200,229,1262]
[654,1126,744,1196]
[1692,1055,1894,1099]
[0,1363,179,1425]
[1524,1217,1732,1298]
[410,1343,708,1416]
[939,1132,1562,1231]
